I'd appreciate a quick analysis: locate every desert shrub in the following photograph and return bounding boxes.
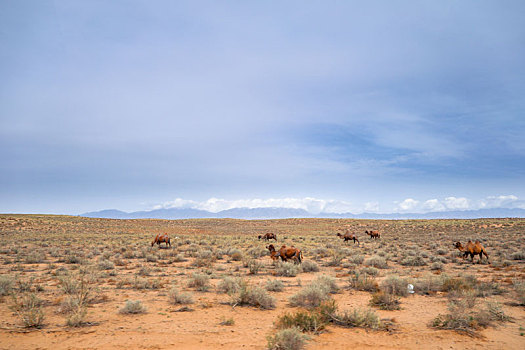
[430,262,444,271]
[326,251,344,267]
[24,251,45,264]
[359,266,379,276]
[145,254,158,263]
[66,255,81,264]
[364,256,388,269]
[66,306,87,327]
[480,301,511,323]
[347,272,378,292]
[369,291,400,310]
[474,281,504,297]
[217,276,242,294]
[330,307,381,329]
[311,247,330,258]
[132,276,162,290]
[301,260,319,272]
[380,275,408,297]
[246,246,267,258]
[436,248,448,255]
[267,327,310,350]
[171,253,187,262]
[119,300,147,314]
[228,248,243,261]
[266,279,285,292]
[289,283,331,308]
[431,295,509,336]
[276,310,327,334]
[400,255,427,266]
[275,261,302,277]
[441,276,475,293]
[412,274,443,295]
[10,293,45,328]
[123,250,135,259]
[248,259,264,274]
[510,251,525,260]
[513,280,525,305]
[168,287,194,305]
[232,284,275,309]
[0,275,14,297]
[348,255,365,265]
[219,317,235,326]
[97,259,115,270]
[137,265,152,276]
[187,273,210,292]
[113,257,126,266]
[312,275,339,294]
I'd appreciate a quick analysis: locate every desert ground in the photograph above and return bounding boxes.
[0,214,524,349]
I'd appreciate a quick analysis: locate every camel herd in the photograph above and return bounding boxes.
[150,229,490,265]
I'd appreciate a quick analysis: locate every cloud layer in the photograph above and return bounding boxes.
[154,195,524,215]
[1,1,524,214]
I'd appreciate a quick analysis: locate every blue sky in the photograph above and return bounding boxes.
[1,1,524,214]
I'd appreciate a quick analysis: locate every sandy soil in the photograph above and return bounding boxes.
[0,215,524,349]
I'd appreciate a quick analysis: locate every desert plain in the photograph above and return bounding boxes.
[0,214,524,349]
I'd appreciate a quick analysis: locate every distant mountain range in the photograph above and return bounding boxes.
[80,207,525,220]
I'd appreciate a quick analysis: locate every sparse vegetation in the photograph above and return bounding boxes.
[0,215,523,348]
[119,300,147,314]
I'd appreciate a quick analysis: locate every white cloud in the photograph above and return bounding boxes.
[154,194,522,214]
[478,195,519,209]
[422,199,445,212]
[395,198,420,212]
[443,197,470,210]
[155,197,354,214]
[364,201,380,213]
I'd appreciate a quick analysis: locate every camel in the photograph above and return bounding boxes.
[454,240,489,264]
[337,230,359,245]
[266,244,302,264]
[151,233,171,248]
[365,230,381,239]
[258,233,277,241]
